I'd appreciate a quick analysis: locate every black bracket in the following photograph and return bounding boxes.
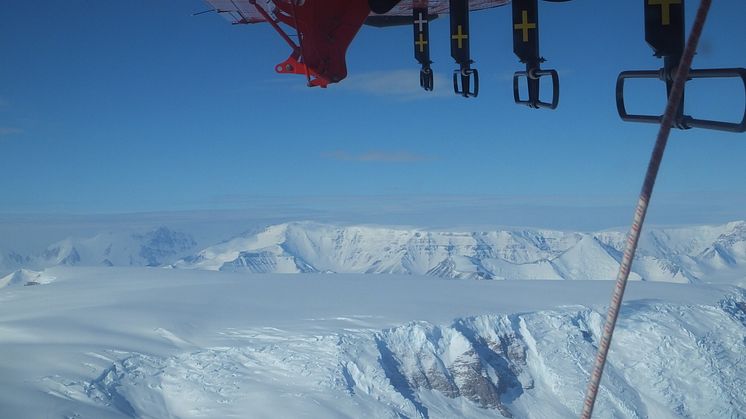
[616,0,746,132]
[413,7,434,91]
[512,0,559,109]
[449,0,477,97]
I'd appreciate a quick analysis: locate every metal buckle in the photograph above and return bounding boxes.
[513,68,559,109]
[453,66,478,98]
[420,66,434,91]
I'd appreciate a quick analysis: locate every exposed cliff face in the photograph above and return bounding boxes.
[134,227,197,266]
[374,317,531,417]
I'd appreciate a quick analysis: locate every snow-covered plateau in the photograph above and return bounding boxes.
[0,266,744,418]
[1,221,745,418]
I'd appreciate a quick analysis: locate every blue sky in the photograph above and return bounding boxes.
[1,0,745,224]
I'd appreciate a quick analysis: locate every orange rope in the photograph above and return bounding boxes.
[580,1,713,417]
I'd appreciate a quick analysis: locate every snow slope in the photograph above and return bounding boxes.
[175,221,746,283]
[0,267,743,419]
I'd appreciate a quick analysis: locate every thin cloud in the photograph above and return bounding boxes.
[322,150,432,163]
[340,69,452,100]
[0,127,23,136]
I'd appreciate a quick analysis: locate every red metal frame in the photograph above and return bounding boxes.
[248,0,370,88]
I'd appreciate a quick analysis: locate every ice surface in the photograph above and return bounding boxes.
[0,267,743,418]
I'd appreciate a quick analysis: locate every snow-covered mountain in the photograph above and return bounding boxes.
[2,220,743,418]
[4,221,746,283]
[0,268,55,288]
[0,249,31,275]
[37,226,197,269]
[174,221,746,282]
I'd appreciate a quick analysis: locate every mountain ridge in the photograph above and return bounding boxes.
[3,221,745,284]
[173,220,746,283]
[0,226,197,276]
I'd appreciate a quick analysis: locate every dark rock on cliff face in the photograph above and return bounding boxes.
[375,316,532,417]
[43,245,81,266]
[720,289,746,327]
[135,227,197,266]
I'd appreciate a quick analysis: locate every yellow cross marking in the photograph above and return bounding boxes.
[451,25,468,49]
[648,0,681,26]
[416,33,428,53]
[514,10,536,43]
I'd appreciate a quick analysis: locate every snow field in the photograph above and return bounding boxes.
[0,267,743,418]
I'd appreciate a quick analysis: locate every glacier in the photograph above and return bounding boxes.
[0,267,744,418]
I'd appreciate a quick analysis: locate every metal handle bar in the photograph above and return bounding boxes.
[616,67,746,132]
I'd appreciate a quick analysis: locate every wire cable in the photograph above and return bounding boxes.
[579,1,713,417]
